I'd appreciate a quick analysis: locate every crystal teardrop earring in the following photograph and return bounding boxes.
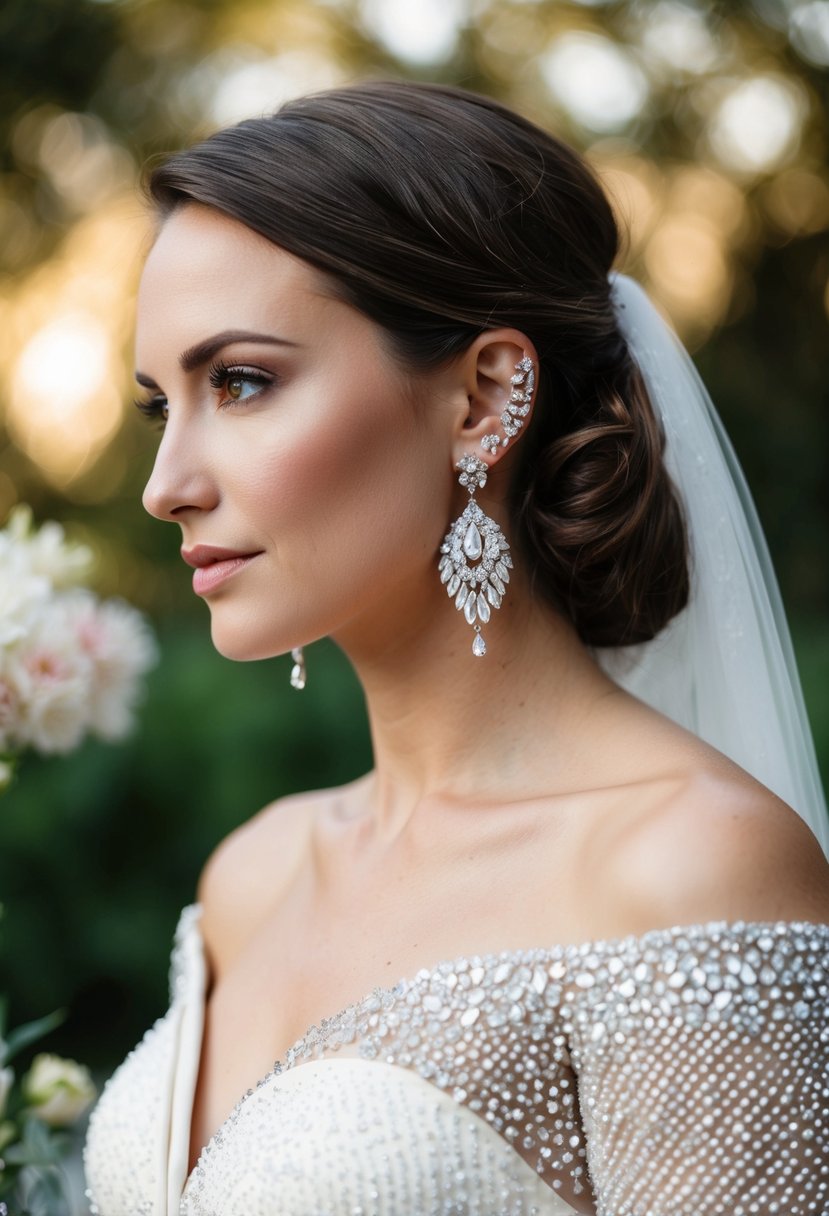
[438,454,512,658]
[289,646,306,690]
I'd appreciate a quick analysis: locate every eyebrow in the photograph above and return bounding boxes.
[134,329,300,386]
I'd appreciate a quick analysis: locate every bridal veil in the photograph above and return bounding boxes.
[598,273,829,859]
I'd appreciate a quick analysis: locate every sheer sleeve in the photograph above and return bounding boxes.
[567,920,829,1216]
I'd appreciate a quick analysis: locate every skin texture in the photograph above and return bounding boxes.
[136,204,829,1195]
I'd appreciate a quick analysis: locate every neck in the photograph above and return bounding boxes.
[332,565,622,844]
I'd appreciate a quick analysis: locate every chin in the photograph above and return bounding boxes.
[208,620,283,663]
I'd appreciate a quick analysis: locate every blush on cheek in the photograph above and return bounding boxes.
[249,383,441,636]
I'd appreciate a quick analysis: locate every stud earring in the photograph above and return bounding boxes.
[290,646,306,690]
[438,454,512,658]
[481,355,535,452]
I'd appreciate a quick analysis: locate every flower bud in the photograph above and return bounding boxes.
[22,1053,96,1127]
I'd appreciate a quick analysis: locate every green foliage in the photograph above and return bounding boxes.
[0,625,371,1070]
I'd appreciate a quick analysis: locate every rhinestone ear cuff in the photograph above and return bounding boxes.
[481,355,534,452]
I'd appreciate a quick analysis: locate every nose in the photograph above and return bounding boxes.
[142,425,218,522]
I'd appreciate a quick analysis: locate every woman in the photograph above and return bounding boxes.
[84,81,829,1215]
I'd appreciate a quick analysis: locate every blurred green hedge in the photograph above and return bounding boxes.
[0,628,372,1073]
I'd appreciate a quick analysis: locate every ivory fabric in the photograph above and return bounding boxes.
[84,904,829,1216]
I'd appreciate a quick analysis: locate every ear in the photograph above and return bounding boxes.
[451,329,539,472]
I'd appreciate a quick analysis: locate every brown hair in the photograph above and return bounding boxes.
[147,80,689,646]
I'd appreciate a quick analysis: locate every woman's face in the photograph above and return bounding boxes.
[137,204,459,661]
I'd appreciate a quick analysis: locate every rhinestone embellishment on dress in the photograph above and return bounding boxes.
[85,911,829,1216]
[180,918,829,1215]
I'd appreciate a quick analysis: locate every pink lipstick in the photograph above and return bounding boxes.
[181,545,263,596]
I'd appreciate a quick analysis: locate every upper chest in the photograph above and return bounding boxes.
[205,795,629,1043]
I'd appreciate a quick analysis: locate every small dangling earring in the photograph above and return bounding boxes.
[438,453,513,658]
[289,646,306,690]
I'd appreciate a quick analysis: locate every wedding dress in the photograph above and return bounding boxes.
[84,903,829,1215]
[85,271,829,1214]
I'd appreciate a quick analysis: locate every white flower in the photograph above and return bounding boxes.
[0,505,157,762]
[6,603,94,754]
[0,505,92,591]
[22,1053,96,1127]
[0,565,50,649]
[0,1066,12,1119]
[24,520,93,589]
[65,592,158,740]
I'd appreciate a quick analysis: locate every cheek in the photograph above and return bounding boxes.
[232,368,449,615]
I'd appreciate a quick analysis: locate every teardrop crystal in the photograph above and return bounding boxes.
[472,633,487,657]
[477,594,491,624]
[463,521,483,560]
[495,561,510,584]
[440,563,452,585]
[491,573,505,596]
[486,583,501,608]
[464,594,477,625]
[455,584,469,610]
[447,573,460,597]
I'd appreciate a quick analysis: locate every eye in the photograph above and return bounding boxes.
[207,361,273,408]
[133,394,169,426]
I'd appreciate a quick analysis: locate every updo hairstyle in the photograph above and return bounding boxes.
[148,80,689,647]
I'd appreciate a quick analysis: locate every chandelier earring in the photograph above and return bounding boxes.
[438,455,512,658]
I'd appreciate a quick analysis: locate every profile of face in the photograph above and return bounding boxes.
[136,205,530,663]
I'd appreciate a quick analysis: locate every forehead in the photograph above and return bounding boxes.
[136,204,329,354]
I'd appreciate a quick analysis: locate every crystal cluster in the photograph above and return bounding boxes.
[438,500,513,656]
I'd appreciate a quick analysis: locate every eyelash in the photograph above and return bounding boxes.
[133,361,275,425]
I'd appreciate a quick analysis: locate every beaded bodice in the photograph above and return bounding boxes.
[84,904,829,1216]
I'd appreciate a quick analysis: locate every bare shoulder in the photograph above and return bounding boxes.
[606,765,829,932]
[196,775,367,974]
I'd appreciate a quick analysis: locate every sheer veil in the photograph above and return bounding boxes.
[595,272,829,860]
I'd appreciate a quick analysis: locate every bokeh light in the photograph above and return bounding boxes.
[706,75,806,175]
[638,2,723,75]
[540,32,649,133]
[789,0,829,66]
[178,47,345,128]
[4,199,147,488]
[359,0,467,64]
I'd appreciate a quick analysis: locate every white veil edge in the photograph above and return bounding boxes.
[596,273,829,860]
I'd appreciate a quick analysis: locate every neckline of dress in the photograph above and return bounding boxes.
[178,906,828,1196]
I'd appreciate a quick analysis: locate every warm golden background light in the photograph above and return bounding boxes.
[3,0,828,508]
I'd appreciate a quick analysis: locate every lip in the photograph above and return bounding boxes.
[180,545,264,596]
[181,545,263,568]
